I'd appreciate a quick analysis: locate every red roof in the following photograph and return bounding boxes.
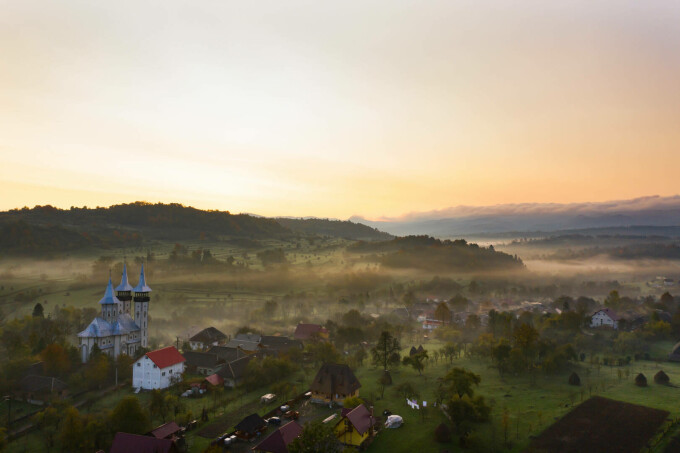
[205,374,224,386]
[253,421,302,453]
[110,432,176,453]
[343,404,374,435]
[148,421,182,439]
[294,323,328,340]
[145,346,186,369]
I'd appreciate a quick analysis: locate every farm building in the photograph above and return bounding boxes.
[132,346,186,390]
[253,420,303,453]
[528,396,669,453]
[590,308,620,329]
[188,327,227,350]
[334,404,375,447]
[310,363,361,404]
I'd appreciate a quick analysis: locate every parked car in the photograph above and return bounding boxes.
[284,410,299,420]
[266,417,282,426]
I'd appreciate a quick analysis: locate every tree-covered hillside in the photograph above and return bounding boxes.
[348,235,524,272]
[275,218,392,241]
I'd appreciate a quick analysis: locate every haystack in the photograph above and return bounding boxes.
[568,372,581,386]
[654,370,670,385]
[635,373,647,387]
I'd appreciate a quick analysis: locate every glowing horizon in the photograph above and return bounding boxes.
[2,1,680,219]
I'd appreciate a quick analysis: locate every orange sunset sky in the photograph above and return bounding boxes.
[1,0,679,219]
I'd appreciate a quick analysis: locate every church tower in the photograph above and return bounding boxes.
[133,264,151,348]
[99,276,120,324]
[115,262,133,314]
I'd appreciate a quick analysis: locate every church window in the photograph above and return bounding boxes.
[162,372,166,376]
[137,363,141,367]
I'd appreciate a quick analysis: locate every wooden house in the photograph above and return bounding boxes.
[310,363,361,404]
[334,404,375,447]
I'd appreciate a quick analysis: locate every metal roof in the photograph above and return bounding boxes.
[133,263,152,292]
[115,263,134,292]
[144,346,185,369]
[112,313,140,335]
[77,317,114,338]
[99,278,122,305]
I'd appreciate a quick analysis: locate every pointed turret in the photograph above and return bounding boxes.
[99,277,120,305]
[99,277,121,324]
[116,262,133,314]
[133,263,151,348]
[133,263,152,293]
[116,263,133,292]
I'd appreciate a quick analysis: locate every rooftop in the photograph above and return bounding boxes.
[144,346,185,369]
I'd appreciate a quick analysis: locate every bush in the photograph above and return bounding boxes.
[434,423,451,443]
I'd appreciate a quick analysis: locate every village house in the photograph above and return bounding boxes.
[310,363,361,405]
[253,420,303,453]
[213,354,257,388]
[207,345,244,362]
[590,308,620,329]
[261,335,303,356]
[226,333,264,353]
[334,404,375,448]
[294,323,329,341]
[188,327,227,351]
[182,351,223,376]
[133,346,186,390]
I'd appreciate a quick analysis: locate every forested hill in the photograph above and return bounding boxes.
[0,203,291,255]
[348,235,525,272]
[275,217,393,241]
[0,203,395,256]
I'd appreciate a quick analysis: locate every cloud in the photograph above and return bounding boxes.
[374,195,680,222]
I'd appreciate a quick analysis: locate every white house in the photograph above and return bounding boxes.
[133,346,186,390]
[590,308,620,329]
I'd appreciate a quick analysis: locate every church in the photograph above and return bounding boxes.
[77,263,151,362]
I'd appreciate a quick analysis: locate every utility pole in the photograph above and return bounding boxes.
[4,395,11,429]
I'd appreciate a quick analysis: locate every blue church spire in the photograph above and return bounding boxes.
[115,262,133,292]
[99,277,120,305]
[133,263,152,292]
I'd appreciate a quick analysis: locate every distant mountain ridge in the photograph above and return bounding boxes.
[351,195,680,237]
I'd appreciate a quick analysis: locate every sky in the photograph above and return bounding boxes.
[1,0,679,220]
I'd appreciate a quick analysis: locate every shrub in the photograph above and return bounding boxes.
[434,423,452,443]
